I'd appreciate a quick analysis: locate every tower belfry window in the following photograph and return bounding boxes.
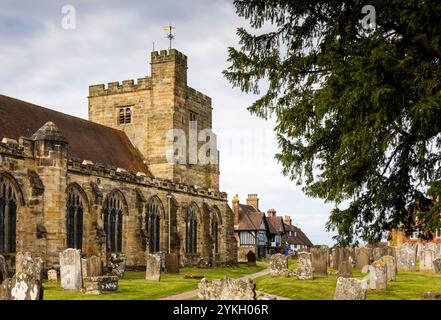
[119,109,125,124]
[125,108,131,124]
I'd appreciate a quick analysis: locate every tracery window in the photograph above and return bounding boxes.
[0,175,18,254]
[103,192,124,253]
[185,204,198,254]
[146,197,163,253]
[211,213,219,254]
[66,186,84,250]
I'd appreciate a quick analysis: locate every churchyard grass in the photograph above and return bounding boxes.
[254,259,441,300]
[43,261,268,300]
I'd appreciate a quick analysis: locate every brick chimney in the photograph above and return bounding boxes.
[232,194,239,227]
[284,215,292,225]
[267,208,277,217]
[246,194,259,210]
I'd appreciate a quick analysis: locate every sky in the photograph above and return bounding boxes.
[0,0,337,245]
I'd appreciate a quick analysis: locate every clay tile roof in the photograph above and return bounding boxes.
[267,216,284,234]
[0,95,149,174]
[237,204,266,231]
[282,223,314,247]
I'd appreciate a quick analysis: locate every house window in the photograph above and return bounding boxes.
[146,197,163,253]
[185,204,198,254]
[410,230,421,240]
[103,192,124,253]
[66,186,84,250]
[240,232,254,246]
[0,175,19,254]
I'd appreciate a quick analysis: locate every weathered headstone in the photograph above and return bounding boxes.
[198,277,256,300]
[296,252,314,280]
[146,254,162,281]
[0,279,11,300]
[84,276,119,295]
[311,246,328,276]
[382,255,396,281]
[60,248,82,290]
[165,253,180,274]
[363,260,387,290]
[10,272,43,300]
[47,269,58,285]
[108,253,127,278]
[0,255,8,282]
[87,256,103,277]
[372,247,387,261]
[246,251,256,266]
[420,249,435,271]
[433,258,441,274]
[333,277,367,300]
[355,247,371,270]
[15,252,44,282]
[337,248,353,277]
[81,258,88,278]
[269,253,291,277]
[331,249,339,270]
[396,243,417,272]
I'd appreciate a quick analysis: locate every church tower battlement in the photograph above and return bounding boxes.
[88,49,219,190]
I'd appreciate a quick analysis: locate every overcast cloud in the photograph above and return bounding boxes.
[0,0,337,245]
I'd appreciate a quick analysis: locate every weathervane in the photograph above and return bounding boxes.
[162,23,176,50]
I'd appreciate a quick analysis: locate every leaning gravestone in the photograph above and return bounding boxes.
[247,251,257,266]
[87,256,103,277]
[198,277,256,300]
[396,243,417,272]
[15,252,44,282]
[362,260,387,290]
[165,253,179,274]
[47,269,58,285]
[146,254,162,281]
[433,258,441,274]
[311,246,328,276]
[420,249,435,272]
[296,252,314,280]
[269,253,291,277]
[333,277,367,300]
[0,255,8,282]
[60,248,82,290]
[10,272,43,300]
[108,253,127,278]
[381,255,396,281]
[355,247,371,270]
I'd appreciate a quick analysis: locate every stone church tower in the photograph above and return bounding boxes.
[88,49,219,190]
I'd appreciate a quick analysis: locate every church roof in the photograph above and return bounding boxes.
[0,95,149,174]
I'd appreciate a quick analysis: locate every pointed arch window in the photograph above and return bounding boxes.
[119,109,125,124]
[0,175,19,254]
[66,186,84,250]
[211,213,219,254]
[125,108,131,124]
[146,197,163,253]
[185,205,198,254]
[103,192,124,253]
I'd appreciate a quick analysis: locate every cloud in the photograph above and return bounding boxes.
[0,0,336,245]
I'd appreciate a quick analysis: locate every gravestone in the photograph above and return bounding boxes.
[146,254,162,281]
[382,255,396,281]
[311,246,328,276]
[420,249,435,271]
[372,248,387,261]
[337,248,352,277]
[10,272,43,300]
[0,279,11,300]
[60,248,82,290]
[87,256,103,277]
[433,258,441,274]
[246,251,256,266]
[0,255,8,282]
[81,258,88,278]
[396,243,417,272]
[84,276,119,294]
[331,249,339,270]
[108,253,127,278]
[269,253,291,277]
[165,253,180,274]
[363,260,387,290]
[47,269,58,285]
[198,277,256,300]
[296,252,314,280]
[355,247,371,270]
[15,252,44,282]
[333,277,367,300]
